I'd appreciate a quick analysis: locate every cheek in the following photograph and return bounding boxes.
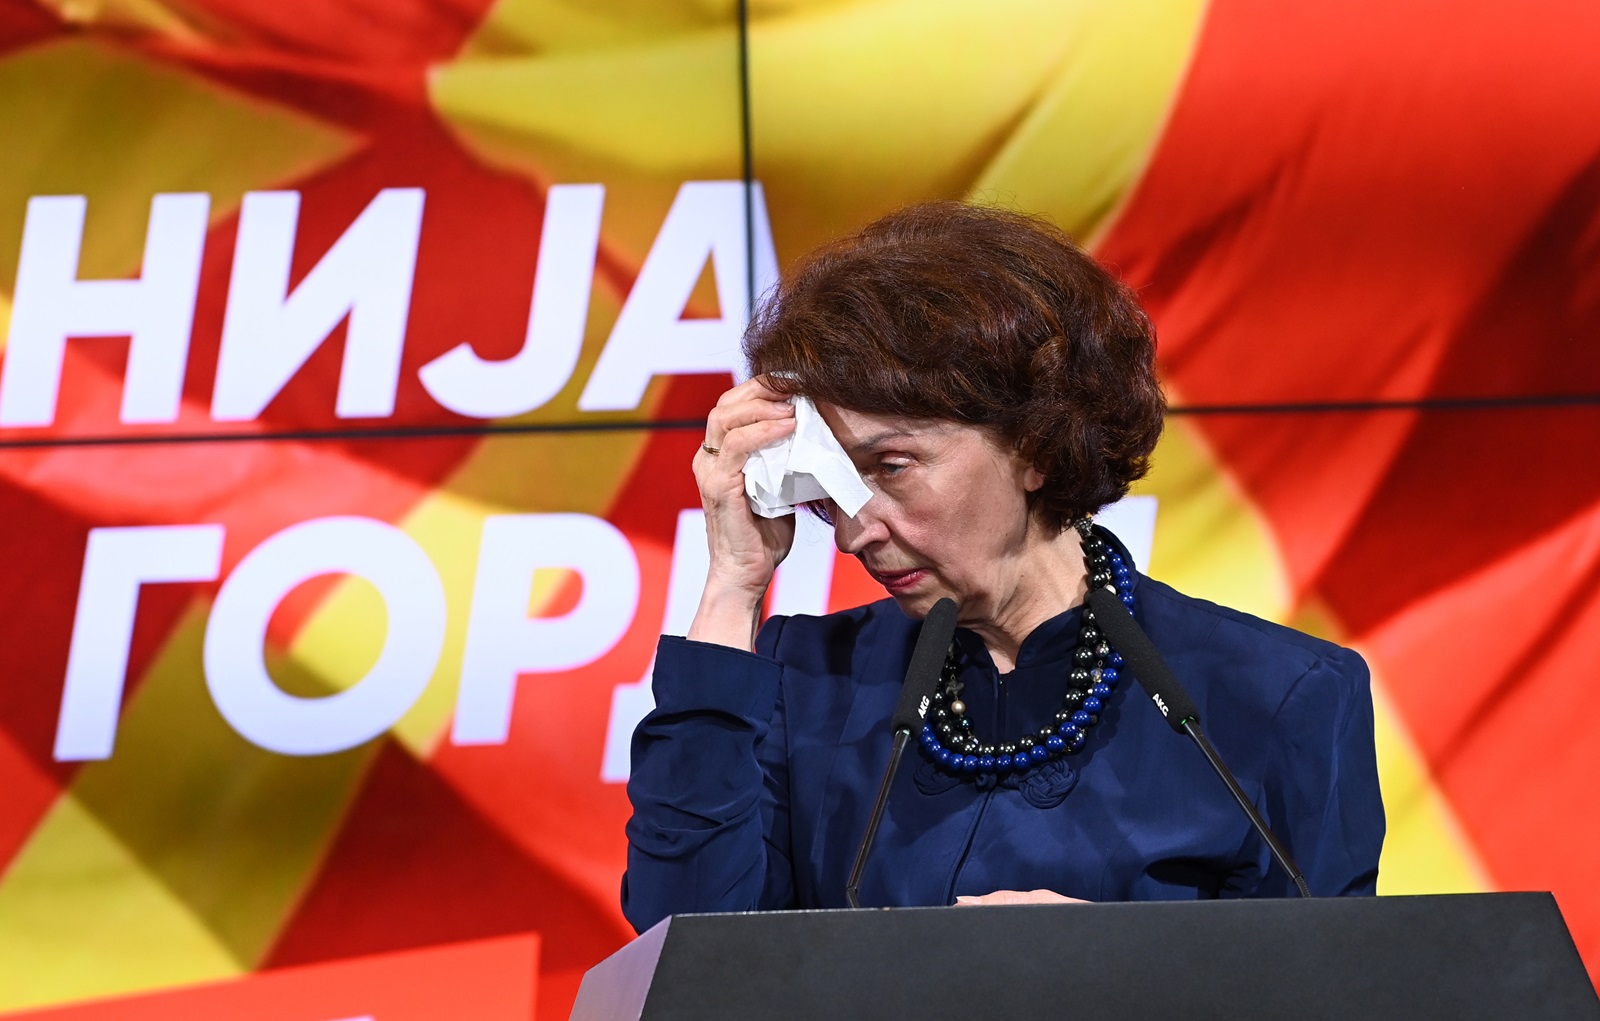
[952,481,1025,528]
[902,506,984,570]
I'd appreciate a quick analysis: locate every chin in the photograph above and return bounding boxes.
[891,591,944,620]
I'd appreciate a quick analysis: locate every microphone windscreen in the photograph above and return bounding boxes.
[890,597,959,734]
[1086,588,1200,734]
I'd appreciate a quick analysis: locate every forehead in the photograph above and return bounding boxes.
[815,404,990,455]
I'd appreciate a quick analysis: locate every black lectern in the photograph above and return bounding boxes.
[570,894,1598,1020]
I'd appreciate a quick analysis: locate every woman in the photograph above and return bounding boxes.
[622,202,1383,932]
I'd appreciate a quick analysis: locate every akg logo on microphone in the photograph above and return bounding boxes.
[918,695,930,718]
[1152,693,1170,717]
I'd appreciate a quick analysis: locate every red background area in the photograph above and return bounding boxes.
[4,935,538,1021]
[1,0,1598,1017]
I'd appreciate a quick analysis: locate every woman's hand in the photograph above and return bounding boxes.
[954,890,1088,906]
[686,377,799,650]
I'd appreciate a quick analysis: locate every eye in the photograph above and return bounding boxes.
[873,458,911,479]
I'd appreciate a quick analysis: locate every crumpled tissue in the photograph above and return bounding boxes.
[742,396,873,519]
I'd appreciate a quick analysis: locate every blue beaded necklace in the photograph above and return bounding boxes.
[918,519,1135,780]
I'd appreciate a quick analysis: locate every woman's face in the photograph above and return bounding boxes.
[814,403,1046,624]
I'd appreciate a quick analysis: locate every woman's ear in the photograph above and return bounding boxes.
[1022,464,1046,493]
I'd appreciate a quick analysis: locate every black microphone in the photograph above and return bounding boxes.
[845,596,959,909]
[1086,587,1312,898]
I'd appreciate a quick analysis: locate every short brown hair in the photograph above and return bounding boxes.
[745,202,1165,529]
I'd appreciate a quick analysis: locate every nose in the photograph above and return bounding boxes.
[833,500,888,555]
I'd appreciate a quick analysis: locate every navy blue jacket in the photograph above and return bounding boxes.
[623,571,1384,933]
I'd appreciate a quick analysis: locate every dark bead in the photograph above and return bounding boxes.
[1038,727,1056,743]
[1045,734,1066,752]
[960,755,979,774]
[1055,709,1073,723]
[938,723,957,740]
[1109,653,1125,668]
[995,754,1014,772]
[1063,689,1086,708]
[1089,572,1112,588]
[1072,710,1096,727]
[1082,608,1096,623]
[1095,642,1111,657]
[1069,667,1091,685]
[1083,696,1103,713]
[1073,646,1095,665]
[1100,667,1119,683]
[1068,731,1087,750]
[978,744,996,757]
[1120,592,1135,607]
[1018,735,1036,750]
[937,748,955,767]
[1060,724,1082,741]
[977,755,996,772]
[1029,746,1050,765]
[998,742,1018,756]
[1090,683,1112,698]
[933,708,949,722]
[1078,626,1100,645]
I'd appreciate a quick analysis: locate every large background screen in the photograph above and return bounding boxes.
[2,1,1597,1017]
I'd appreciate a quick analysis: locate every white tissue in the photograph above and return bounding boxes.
[743,397,874,519]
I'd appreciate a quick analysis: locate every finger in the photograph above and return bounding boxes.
[952,890,1026,906]
[704,403,796,454]
[715,375,793,407]
[706,397,795,443]
[704,417,796,460]
[713,419,793,460]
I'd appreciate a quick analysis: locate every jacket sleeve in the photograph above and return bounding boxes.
[620,621,797,933]
[1249,645,1386,897]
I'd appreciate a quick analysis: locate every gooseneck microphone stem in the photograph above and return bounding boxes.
[845,732,910,909]
[1086,588,1312,898]
[846,597,959,910]
[1182,719,1312,898]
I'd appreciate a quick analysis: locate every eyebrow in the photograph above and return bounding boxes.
[846,428,920,454]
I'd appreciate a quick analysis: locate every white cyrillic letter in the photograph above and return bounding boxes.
[598,510,835,782]
[203,516,446,756]
[1095,495,1159,573]
[453,513,641,746]
[769,510,839,619]
[419,184,604,417]
[0,193,210,427]
[54,524,225,761]
[577,181,778,411]
[211,188,424,422]
[599,509,706,781]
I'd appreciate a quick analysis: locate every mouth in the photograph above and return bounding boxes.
[868,567,930,595]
